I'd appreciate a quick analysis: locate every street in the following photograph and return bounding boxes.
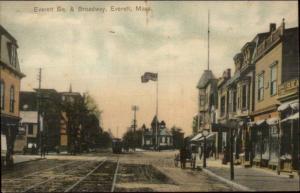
[1,150,236,192]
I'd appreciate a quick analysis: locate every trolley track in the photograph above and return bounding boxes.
[1,160,90,193]
[66,158,120,192]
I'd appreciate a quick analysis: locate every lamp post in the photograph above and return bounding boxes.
[202,129,209,168]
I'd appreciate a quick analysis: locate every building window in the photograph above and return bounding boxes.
[233,90,237,112]
[0,80,4,110]
[270,64,277,96]
[257,73,264,101]
[8,43,17,67]
[9,85,15,112]
[200,95,205,106]
[228,91,232,112]
[221,96,226,117]
[28,124,33,135]
[242,84,247,109]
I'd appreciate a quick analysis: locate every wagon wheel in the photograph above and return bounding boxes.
[174,159,178,167]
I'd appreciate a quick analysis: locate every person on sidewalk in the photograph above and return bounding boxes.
[199,144,203,160]
[180,146,187,169]
[42,144,46,158]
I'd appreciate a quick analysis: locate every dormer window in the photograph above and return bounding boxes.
[8,43,17,67]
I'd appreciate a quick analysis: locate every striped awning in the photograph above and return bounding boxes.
[278,100,299,112]
[281,112,299,123]
[190,133,203,141]
[255,119,266,126]
[266,117,279,125]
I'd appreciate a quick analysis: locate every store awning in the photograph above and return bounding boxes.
[281,112,299,123]
[247,121,256,127]
[266,117,279,125]
[278,99,299,112]
[198,133,215,141]
[190,133,203,141]
[255,119,266,126]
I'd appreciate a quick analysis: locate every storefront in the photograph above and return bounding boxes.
[251,114,280,168]
[0,115,21,166]
[278,100,299,172]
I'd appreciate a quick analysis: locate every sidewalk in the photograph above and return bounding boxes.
[13,155,44,164]
[196,158,300,191]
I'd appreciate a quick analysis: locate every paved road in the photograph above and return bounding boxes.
[2,151,237,192]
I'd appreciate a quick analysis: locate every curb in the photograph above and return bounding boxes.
[14,157,45,165]
[202,168,254,192]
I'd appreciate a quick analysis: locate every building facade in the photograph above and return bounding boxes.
[14,111,41,153]
[251,20,299,171]
[142,116,173,150]
[208,20,299,174]
[0,25,25,166]
[20,90,61,152]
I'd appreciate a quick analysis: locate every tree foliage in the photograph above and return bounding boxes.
[60,92,110,153]
[122,129,143,150]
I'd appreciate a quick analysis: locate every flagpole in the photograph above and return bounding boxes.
[156,73,158,151]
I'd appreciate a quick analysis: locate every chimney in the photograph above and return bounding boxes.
[270,23,276,32]
[222,68,231,79]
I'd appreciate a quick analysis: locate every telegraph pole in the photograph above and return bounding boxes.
[229,127,234,180]
[37,68,42,157]
[132,105,139,151]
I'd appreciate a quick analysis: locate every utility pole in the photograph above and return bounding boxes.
[132,105,139,151]
[37,68,42,157]
[207,10,210,71]
[132,105,139,133]
[229,127,234,180]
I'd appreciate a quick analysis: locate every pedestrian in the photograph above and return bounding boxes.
[199,144,203,160]
[212,144,216,158]
[42,144,46,158]
[180,146,186,169]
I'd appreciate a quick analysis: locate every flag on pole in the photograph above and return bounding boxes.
[141,72,158,83]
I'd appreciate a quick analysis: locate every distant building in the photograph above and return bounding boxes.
[196,70,217,133]
[59,86,83,152]
[14,111,43,153]
[19,89,61,152]
[142,116,173,150]
[0,25,25,165]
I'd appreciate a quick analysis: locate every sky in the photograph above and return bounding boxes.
[0,1,298,137]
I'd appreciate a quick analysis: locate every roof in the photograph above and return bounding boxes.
[143,128,172,136]
[159,128,172,136]
[197,70,216,89]
[20,91,37,111]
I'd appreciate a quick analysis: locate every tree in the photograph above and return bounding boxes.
[122,128,143,150]
[171,126,184,149]
[95,130,112,148]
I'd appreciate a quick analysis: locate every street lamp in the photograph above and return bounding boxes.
[202,129,210,168]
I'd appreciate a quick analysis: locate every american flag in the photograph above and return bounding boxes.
[141,72,158,83]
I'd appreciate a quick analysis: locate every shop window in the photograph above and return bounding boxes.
[28,124,33,135]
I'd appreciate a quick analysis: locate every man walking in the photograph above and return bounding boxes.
[180,146,187,169]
